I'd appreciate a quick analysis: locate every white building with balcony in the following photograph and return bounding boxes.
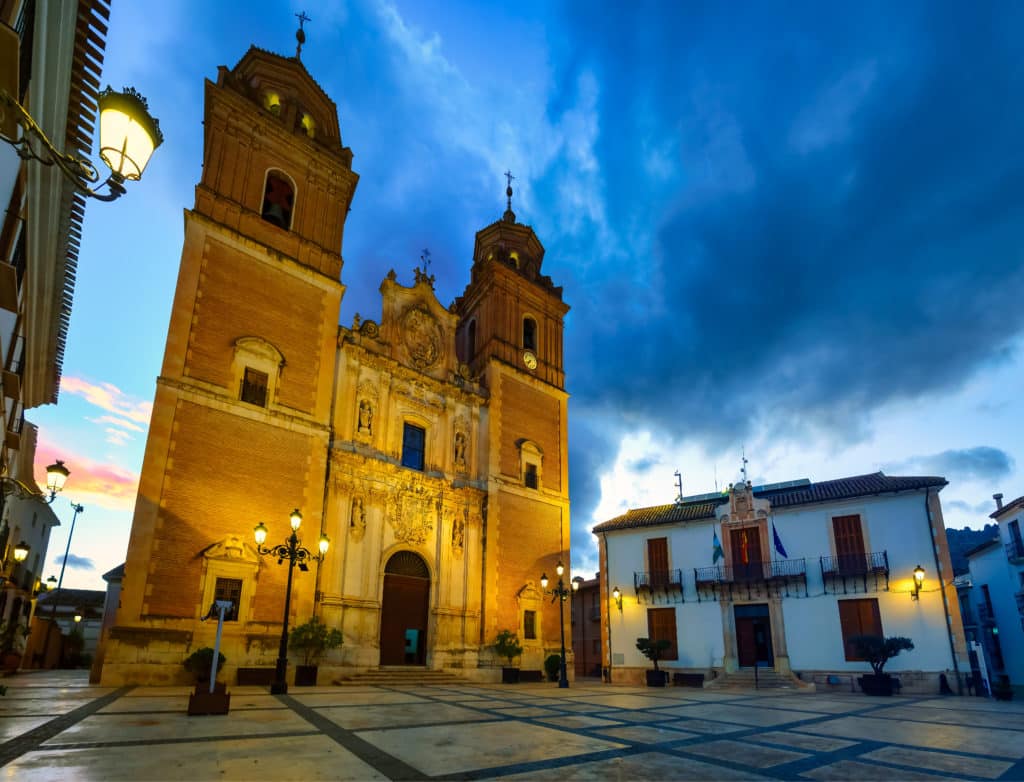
[594,472,969,693]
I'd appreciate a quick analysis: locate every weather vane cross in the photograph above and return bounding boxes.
[674,471,683,504]
[295,11,311,60]
[420,248,432,272]
[741,448,749,483]
[504,169,515,213]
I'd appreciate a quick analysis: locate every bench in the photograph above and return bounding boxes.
[672,673,705,688]
[237,667,275,685]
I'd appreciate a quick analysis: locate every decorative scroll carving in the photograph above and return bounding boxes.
[402,307,442,370]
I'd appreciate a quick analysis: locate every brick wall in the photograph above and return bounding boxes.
[498,375,562,492]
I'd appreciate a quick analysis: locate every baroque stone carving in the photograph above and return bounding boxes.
[356,380,378,441]
[387,483,435,544]
[358,399,373,435]
[402,307,442,370]
[350,496,366,542]
[451,510,466,557]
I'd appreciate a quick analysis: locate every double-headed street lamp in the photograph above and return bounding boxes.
[540,562,583,688]
[253,509,329,695]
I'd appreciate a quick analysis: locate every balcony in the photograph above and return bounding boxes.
[820,551,890,595]
[1006,539,1024,564]
[634,569,684,604]
[694,559,808,601]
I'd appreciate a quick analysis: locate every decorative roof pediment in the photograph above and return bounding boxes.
[201,535,260,565]
[376,268,461,380]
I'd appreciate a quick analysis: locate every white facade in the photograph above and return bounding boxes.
[596,473,968,694]
[965,494,1024,697]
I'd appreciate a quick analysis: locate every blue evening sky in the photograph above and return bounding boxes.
[28,0,1024,588]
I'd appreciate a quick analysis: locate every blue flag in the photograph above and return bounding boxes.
[712,531,724,564]
[772,521,788,558]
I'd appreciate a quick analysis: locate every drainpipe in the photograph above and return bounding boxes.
[602,532,612,684]
[924,488,962,695]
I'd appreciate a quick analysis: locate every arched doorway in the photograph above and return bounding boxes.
[379,551,430,666]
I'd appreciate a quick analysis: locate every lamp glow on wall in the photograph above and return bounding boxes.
[612,586,623,613]
[1,84,162,202]
[912,565,925,600]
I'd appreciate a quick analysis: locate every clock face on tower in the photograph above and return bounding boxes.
[523,351,538,370]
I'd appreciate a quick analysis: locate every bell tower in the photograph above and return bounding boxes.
[104,45,358,684]
[454,180,571,666]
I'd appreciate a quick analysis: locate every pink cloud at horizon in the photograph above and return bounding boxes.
[61,376,153,426]
[33,439,139,512]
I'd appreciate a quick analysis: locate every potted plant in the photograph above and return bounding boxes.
[0,620,27,672]
[289,617,343,686]
[636,637,671,687]
[184,647,229,715]
[852,635,914,696]
[544,653,562,682]
[493,629,523,683]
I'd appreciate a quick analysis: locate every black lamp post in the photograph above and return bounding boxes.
[253,509,329,694]
[42,500,84,667]
[540,562,580,689]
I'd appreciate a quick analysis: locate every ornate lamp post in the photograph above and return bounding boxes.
[1,83,163,201]
[540,562,580,689]
[253,509,329,694]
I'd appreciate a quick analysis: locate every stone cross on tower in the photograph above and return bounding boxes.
[295,11,311,60]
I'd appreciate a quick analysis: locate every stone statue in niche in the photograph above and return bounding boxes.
[452,514,465,553]
[350,496,367,541]
[454,431,467,471]
[358,399,373,435]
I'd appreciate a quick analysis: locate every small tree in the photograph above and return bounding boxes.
[493,629,523,666]
[636,637,671,672]
[183,647,226,682]
[289,617,344,666]
[544,653,562,681]
[851,635,914,676]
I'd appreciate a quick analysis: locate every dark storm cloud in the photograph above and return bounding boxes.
[887,447,1015,483]
[548,1,1024,528]
[57,554,95,570]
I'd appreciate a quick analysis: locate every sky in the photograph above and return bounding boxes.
[27,0,1024,590]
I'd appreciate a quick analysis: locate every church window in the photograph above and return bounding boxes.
[401,423,426,471]
[300,112,316,138]
[240,367,268,407]
[261,171,294,230]
[523,317,537,352]
[524,463,538,490]
[263,91,281,115]
[524,610,537,640]
[467,319,477,361]
[214,577,242,621]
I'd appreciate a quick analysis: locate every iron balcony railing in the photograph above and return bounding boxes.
[820,551,889,577]
[694,558,806,585]
[1006,539,1024,562]
[634,569,683,590]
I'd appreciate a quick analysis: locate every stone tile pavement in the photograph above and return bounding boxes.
[2,670,1023,780]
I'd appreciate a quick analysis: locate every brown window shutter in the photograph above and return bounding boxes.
[648,538,669,586]
[838,598,881,660]
[647,607,678,661]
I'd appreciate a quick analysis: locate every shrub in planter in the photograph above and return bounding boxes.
[183,647,226,683]
[184,647,229,716]
[493,629,523,683]
[544,654,562,682]
[851,635,914,696]
[289,617,343,687]
[636,637,671,687]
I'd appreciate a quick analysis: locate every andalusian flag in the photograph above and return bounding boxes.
[712,532,724,564]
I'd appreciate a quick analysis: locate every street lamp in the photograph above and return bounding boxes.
[1,83,163,201]
[40,501,84,668]
[539,561,578,689]
[253,509,329,694]
[12,540,29,563]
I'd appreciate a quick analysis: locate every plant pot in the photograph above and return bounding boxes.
[2,652,22,672]
[188,681,230,715]
[295,664,318,687]
[858,674,894,696]
[646,670,667,687]
[501,666,520,684]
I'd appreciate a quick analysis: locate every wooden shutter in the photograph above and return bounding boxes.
[833,515,866,574]
[838,598,882,660]
[646,607,678,661]
[648,538,669,586]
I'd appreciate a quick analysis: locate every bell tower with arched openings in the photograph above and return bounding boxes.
[105,46,358,683]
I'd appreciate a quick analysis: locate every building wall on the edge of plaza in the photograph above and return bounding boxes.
[603,490,958,688]
[967,541,1024,695]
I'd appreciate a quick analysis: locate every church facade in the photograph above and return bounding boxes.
[99,45,570,685]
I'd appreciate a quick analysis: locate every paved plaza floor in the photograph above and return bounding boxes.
[2,671,1023,780]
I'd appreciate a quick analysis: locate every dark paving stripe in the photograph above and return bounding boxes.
[0,685,133,767]
[279,693,428,781]
[1000,758,1024,781]
[40,729,320,751]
